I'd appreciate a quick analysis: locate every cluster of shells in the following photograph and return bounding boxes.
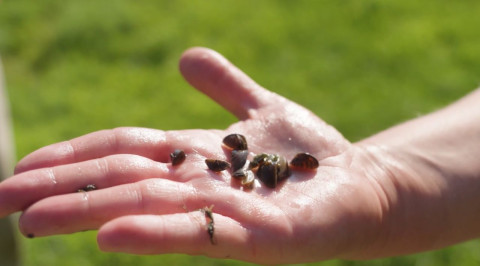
[205,134,319,189]
[77,134,319,193]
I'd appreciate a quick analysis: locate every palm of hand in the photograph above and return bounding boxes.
[1,48,386,264]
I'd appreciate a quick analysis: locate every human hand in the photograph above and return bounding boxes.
[2,47,473,264]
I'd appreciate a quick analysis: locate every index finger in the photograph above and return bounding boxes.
[14,127,167,174]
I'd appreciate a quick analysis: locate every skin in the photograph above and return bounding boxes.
[0,47,479,264]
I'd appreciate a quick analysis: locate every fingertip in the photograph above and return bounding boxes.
[0,178,26,217]
[14,141,74,174]
[178,47,228,91]
[179,47,221,70]
[97,219,121,252]
[18,211,39,239]
[178,47,275,120]
[18,214,29,238]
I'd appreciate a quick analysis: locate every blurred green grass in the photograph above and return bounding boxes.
[1,0,480,265]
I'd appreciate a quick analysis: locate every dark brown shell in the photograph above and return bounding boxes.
[201,205,216,245]
[255,154,290,188]
[232,157,250,180]
[231,150,249,172]
[77,184,97,192]
[232,168,247,180]
[250,153,268,169]
[257,163,277,188]
[222,134,248,150]
[170,149,186,166]
[290,153,319,169]
[277,157,291,181]
[205,159,231,172]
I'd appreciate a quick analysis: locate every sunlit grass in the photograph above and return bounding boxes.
[1,1,480,265]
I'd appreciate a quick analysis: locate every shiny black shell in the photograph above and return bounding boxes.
[170,149,186,166]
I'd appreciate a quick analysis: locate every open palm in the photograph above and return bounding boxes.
[0,48,389,264]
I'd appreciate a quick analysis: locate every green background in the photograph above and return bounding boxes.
[1,0,480,265]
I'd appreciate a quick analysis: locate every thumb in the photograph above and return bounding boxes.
[179,47,279,120]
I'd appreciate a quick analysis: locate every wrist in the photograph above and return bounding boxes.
[353,135,480,259]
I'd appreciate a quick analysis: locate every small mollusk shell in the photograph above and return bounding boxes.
[232,159,250,180]
[257,163,277,188]
[290,153,319,169]
[222,134,248,150]
[77,184,97,192]
[241,170,255,189]
[255,154,290,188]
[250,153,269,169]
[205,159,231,172]
[231,150,249,172]
[170,149,186,166]
[233,168,246,179]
